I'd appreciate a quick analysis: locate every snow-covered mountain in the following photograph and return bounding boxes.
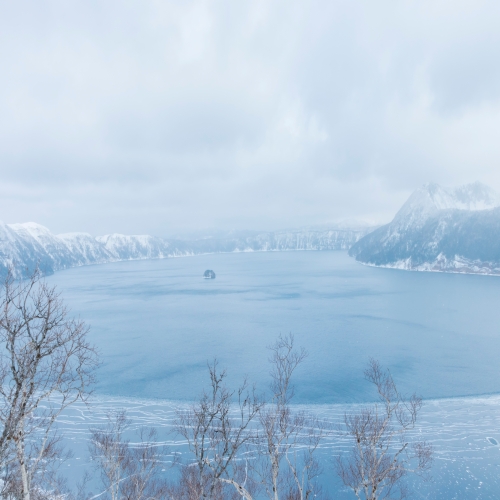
[349,182,500,274]
[96,234,170,260]
[0,222,374,277]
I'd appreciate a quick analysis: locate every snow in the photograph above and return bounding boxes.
[394,182,500,227]
[0,224,375,277]
[350,182,500,276]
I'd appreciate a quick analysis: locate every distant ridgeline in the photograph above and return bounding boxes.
[350,182,500,275]
[0,222,374,277]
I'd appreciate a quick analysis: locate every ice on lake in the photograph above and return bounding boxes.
[58,393,500,499]
[47,250,500,403]
[45,251,500,497]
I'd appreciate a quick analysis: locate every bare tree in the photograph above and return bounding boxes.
[174,360,262,500]
[122,425,169,500]
[336,358,433,500]
[167,464,237,500]
[255,334,326,500]
[89,411,130,500]
[0,426,69,500]
[0,267,99,500]
[89,410,168,500]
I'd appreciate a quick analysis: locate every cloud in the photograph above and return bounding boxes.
[0,0,499,235]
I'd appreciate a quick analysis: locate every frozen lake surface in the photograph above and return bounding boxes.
[46,251,500,497]
[48,250,500,403]
[60,394,500,499]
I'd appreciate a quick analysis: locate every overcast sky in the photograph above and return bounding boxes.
[1,1,500,236]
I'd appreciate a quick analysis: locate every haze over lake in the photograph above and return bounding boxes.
[46,251,500,404]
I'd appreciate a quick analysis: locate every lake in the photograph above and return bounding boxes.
[47,250,500,403]
[46,251,500,498]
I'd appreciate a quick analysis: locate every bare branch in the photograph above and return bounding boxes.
[336,359,433,500]
[0,265,99,500]
[88,410,168,500]
[174,359,262,500]
[255,334,325,500]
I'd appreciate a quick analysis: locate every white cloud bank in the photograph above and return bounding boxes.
[1,0,500,236]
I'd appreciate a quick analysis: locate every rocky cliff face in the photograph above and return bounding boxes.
[0,222,374,277]
[349,182,500,275]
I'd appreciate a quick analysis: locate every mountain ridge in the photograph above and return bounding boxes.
[349,182,500,275]
[0,221,375,277]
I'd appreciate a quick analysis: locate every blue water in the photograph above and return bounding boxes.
[46,251,500,498]
[47,250,500,403]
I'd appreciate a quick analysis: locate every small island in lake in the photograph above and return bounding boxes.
[203,269,216,279]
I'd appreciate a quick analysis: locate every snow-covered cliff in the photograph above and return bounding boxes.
[0,222,374,277]
[96,234,170,260]
[349,182,500,275]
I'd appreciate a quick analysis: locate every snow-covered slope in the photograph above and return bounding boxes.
[391,182,500,227]
[96,234,170,260]
[349,182,500,275]
[170,227,371,255]
[0,222,374,277]
[58,232,113,265]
